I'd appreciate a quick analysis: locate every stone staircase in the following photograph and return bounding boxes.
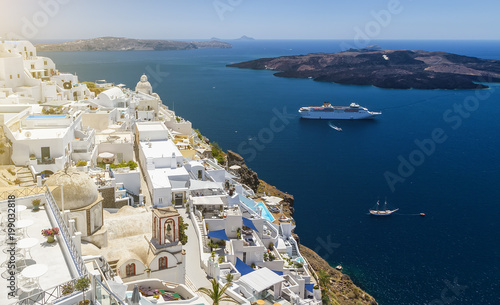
[196,216,208,251]
[17,167,36,187]
[185,275,211,302]
[291,241,298,257]
[108,259,119,275]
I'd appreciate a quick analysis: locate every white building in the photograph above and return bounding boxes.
[136,122,191,207]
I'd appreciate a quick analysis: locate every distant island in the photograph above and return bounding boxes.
[227,49,500,89]
[36,36,232,51]
[235,35,255,41]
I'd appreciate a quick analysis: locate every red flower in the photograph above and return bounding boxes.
[41,227,60,237]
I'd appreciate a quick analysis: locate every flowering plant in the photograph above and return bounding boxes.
[41,227,60,237]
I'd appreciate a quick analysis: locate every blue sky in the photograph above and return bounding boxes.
[1,0,498,40]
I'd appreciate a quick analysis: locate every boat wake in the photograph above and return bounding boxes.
[328,121,342,132]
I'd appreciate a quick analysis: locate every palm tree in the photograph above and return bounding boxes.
[197,279,237,305]
[225,272,234,284]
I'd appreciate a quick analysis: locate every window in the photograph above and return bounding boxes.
[159,257,168,270]
[17,74,20,78]
[31,64,35,69]
[153,218,157,239]
[125,263,136,276]
[9,75,12,79]
[198,170,202,179]
[117,153,123,163]
[44,60,47,65]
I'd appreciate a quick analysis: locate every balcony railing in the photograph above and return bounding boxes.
[44,186,88,277]
[36,158,55,165]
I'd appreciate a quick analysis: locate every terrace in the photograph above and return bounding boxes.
[0,187,84,304]
[125,278,201,305]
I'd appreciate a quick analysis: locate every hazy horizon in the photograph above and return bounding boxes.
[1,0,499,42]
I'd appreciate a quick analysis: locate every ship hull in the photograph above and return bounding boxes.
[298,104,381,120]
[369,208,399,216]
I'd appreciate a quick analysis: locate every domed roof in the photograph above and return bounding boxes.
[45,168,99,210]
[135,74,152,94]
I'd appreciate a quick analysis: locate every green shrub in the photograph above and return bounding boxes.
[194,128,203,140]
[179,217,188,245]
[210,142,225,165]
[76,160,87,167]
[109,161,138,170]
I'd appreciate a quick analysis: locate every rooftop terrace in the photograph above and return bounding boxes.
[0,187,82,304]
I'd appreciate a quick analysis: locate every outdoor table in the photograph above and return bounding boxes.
[17,237,38,259]
[15,219,34,237]
[16,205,27,219]
[21,263,48,287]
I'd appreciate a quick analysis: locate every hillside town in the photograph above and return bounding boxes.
[0,40,323,305]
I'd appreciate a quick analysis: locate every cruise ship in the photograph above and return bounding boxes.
[299,102,381,119]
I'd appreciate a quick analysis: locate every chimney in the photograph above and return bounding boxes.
[170,152,176,169]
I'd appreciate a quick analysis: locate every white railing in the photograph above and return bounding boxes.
[44,186,88,277]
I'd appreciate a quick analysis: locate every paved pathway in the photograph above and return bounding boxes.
[177,207,212,303]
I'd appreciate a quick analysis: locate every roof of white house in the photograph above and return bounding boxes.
[191,196,224,206]
[189,161,204,168]
[14,127,70,140]
[239,267,285,293]
[140,140,182,159]
[189,179,222,191]
[136,122,168,132]
[98,87,125,100]
[148,167,189,189]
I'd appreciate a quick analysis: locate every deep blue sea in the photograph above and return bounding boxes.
[41,40,500,305]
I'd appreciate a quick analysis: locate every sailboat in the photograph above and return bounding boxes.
[369,200,399,216]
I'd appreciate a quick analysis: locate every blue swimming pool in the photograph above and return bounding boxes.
[295,257,305,264]
[27,115,67,119]
[239,195,275,222]
[256,201,275,222]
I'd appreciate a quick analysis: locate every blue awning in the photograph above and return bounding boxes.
[272,270,283,276]
[242,217,259,232]
[205,229,229,241]
[235,257,254,276]
[305,284,315,293]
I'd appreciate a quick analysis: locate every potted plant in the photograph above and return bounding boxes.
[32,198,41,211]
[61,282,75,295]
[75,277,91,305]
[41,227,59,243]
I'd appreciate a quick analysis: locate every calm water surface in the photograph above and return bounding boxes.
[41,40,500,305]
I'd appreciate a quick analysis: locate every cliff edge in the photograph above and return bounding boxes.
[227,150,377,305]
[227,49,500,90]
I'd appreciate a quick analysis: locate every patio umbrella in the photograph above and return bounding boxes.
[130,284,141,305]
[98,152,114,159]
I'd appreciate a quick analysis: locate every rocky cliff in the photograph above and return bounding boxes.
[226,150,377,305]
[228,49,500,89]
